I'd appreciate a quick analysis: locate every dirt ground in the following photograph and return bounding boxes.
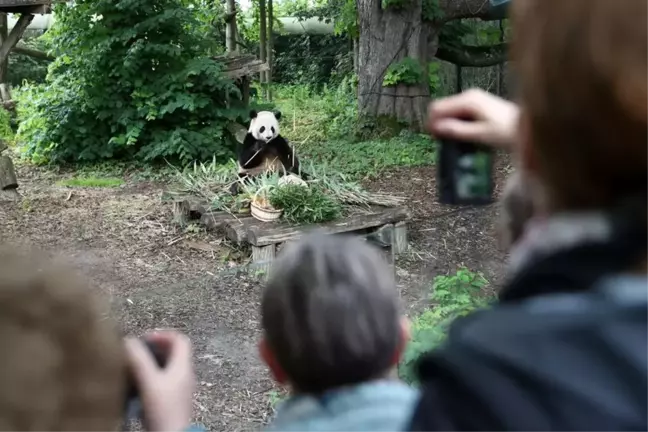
[0,155,511,431]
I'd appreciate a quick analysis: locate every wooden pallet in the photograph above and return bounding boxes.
[163,193,411,273]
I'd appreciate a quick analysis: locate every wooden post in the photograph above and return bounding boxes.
[0,154,17,190]
[252,244,275,276]
[0,13,34,66]
[258,0,267,95]
[266,0,274,101]
[0,13,8,84]
[392,221,408,254]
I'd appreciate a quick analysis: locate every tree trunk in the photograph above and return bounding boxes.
[258,0,267,91]
[266,0,273,101]
[353,38,359,74]
[225,0,238,53]
[357,0,495,130]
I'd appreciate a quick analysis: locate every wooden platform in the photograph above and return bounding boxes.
[165,193,410,273]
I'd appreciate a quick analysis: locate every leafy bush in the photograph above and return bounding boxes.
[269,184,343,224]
[16,0,248,165]
[0,107,14,144]
[399,268,493,385]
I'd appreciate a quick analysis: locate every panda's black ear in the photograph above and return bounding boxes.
[249,110,258,119]
[273,110,282,120]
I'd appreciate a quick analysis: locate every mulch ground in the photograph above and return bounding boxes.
[0,152,511,430]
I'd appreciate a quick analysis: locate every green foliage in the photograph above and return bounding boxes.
[57,176,124,188]
[0,107,14,144]
[273,78,358,143]
[421,0,443,22]
[383,58,425,87]
[270,184,343,224]
[16,0,247,166]
[273,33,352,86]
[292,0,358,38]
[381,0,411,10]
[399,268,493,385]
[428,62,441,95]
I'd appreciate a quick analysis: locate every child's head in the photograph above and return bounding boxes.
[259,233,408,394]
[0,248,127,430]
[498,171,537,251]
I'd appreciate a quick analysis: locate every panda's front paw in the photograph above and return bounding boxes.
[229,182,241,195]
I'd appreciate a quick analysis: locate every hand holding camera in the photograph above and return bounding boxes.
[125,331,196,432]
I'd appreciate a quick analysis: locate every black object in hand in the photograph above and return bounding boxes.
[437,138,494,206]
[124,339,167,421]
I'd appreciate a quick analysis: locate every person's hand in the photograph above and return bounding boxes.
[126,331,195,432]
[427,88,520,149]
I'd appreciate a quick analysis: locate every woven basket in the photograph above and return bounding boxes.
[251,201,282,222]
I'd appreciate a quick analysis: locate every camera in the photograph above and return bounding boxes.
[124,339,167,423]
[437,138,494,206]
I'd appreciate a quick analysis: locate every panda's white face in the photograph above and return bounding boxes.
[249,111,280,143]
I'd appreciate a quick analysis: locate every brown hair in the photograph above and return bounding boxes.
[0,248,126,431]
[511,0,647,212]
[262,233,401,394]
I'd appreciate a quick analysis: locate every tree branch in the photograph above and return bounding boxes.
[12,44,54,61]
[438,0,495,21]
[435,42,507,67]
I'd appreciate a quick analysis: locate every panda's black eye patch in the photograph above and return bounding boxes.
[271,126,275,134]
[259,126,266,133]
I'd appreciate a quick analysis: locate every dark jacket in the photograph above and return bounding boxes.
[409,203,647,431]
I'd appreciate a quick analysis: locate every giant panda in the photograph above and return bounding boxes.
[230,110,307,194]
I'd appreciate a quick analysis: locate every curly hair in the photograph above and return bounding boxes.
[0,247,127,431]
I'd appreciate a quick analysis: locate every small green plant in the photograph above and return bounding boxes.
[399,267,493,385]
[383,58,425,87]
[57,176,124,188]
[428,62,441,95]
[267,389,288,412]
[270,184,343,224]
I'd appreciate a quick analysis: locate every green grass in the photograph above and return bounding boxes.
[271,83,437,179]
[302,134,436,179]
[57,176,124,188]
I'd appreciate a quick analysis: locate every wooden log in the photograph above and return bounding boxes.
[171,198,208,225]
[252,244,275,276]
[365,224,395,266]
[247,206,410,247]
[200,211,240,232]
[393,221,408,254]
[0,154,17,190]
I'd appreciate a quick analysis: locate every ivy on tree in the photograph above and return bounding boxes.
[17,0,247,165]
[382,57,425,87]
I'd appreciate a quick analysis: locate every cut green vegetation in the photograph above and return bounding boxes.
[270,184,342,225]
[173,159,405,226]
[57,176,124,188]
